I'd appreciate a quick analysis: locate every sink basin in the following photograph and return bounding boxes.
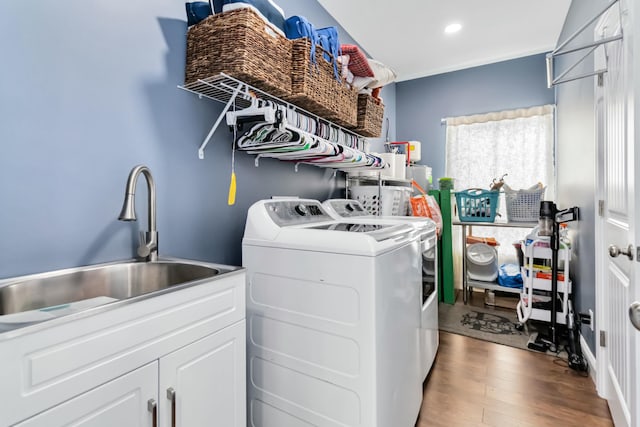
[0,260,238,322]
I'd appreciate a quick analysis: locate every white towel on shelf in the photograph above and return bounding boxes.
[222,2,286,37]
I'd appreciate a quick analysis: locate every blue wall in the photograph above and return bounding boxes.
[0,0,394,278]
[555,0,609,354]
[396,54,554,183]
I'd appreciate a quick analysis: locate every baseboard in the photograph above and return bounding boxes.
[580,333,597,385]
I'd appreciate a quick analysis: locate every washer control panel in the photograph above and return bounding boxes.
[328,200,368,218]
[266,200,333,226]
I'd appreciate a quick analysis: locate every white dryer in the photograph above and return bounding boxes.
[323,198,439,380]
[243,198,422,427]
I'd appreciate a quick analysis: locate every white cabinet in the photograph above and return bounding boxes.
[15,363,159,427]
[159,321,246,427]
[1,268,246,427]
[14,321,246,427]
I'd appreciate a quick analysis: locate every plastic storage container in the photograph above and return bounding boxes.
[466,243,499,282]
[408,141,421,162]
[455,189,500,222]
[378,153,407,180]
[504,185,546,222]
[349,185,412,216]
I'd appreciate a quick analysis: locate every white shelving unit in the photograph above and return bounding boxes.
[178,73,369,161]
[517,240,572,325]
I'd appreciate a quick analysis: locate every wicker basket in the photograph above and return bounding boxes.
[285,38,358,128]
[352,94,384,137]
[185,8,292,98]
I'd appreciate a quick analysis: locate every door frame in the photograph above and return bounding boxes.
[594,29,606,399]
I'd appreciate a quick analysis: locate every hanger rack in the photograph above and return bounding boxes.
[546,0,622,88]
[179,73,369,165]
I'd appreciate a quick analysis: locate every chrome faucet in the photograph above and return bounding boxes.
[118,165,158,262]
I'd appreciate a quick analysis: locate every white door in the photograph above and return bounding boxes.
[595,2,639,426]
[159,320,246,427]
[14,362,158,427]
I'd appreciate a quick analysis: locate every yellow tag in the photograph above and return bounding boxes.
[228,172,236,206]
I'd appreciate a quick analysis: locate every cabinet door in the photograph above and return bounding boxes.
[159,320,246,427]
[15,362,159,427]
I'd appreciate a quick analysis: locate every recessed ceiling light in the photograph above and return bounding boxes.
[444,23,462,34]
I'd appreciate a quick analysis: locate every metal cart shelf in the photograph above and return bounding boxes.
[453,220,537,304]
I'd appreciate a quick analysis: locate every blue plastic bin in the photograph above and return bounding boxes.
[455,189,500,222]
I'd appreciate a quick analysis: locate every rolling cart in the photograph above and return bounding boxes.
[516,233,572,326]
[516,202,579,352]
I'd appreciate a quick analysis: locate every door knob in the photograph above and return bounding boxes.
[630,302,640,331]
[608,244,634,261]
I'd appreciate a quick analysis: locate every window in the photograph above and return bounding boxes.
[445,105,555,284]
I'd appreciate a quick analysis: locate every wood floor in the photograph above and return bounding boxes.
[416,332,613,427]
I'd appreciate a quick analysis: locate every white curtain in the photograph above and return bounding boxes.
[445,105,555,290]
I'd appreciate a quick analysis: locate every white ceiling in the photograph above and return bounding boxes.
[318,0,572,82]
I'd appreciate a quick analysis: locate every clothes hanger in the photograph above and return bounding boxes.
[225,99,280,130]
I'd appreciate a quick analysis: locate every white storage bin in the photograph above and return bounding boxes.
[378,153,407,180]
[504,185,546,222]
[466,243,498,282]
[349,185,411,216]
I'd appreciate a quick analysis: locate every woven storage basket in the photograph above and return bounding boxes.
[185,8,292,98]
[352,94,384,137]
[285,38,358,128]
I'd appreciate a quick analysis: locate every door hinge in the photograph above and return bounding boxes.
[600,330,606,347]
[598,200,605,217]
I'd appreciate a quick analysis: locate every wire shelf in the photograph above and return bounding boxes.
[179,73,368,156]
[180,74,256,110]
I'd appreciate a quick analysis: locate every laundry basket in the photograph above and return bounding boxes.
[349,185,411,216]
[455,189,500,222]
[504,186,546,222]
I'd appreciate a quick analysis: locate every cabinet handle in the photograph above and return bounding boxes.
[167,387,176,427]
[147,398,158,427]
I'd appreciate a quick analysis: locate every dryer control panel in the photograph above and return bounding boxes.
[266,200,333,226]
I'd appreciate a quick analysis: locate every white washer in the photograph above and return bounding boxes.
[243,198,422,427]
[323,198,439,380]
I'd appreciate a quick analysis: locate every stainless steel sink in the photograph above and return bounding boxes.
[0,259,240,322]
